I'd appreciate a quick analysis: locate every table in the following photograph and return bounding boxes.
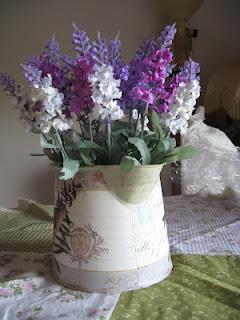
[0,195,239,320]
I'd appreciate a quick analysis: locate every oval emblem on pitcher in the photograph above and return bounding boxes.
[70,227,93,257]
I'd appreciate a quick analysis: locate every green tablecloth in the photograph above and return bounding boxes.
[0,200,240,320]
[111,255,240,320]
[0,200,53,253]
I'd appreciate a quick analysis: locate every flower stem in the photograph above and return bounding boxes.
[77,115,86,138]
[96,121,100,143]
[141,103,149,139]
[134,110,140,136]
[42,133,58,156]
[89,118,93,142]
[54,130,68,160]
[107,115,112,163]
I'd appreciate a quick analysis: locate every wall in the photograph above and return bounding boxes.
[189,0,240,95]
[0,0,240,207]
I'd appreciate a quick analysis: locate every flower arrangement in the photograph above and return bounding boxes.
[0,24,200,179]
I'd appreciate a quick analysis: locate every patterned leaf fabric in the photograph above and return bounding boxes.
[0,252,119,320]
[111,255,240,320]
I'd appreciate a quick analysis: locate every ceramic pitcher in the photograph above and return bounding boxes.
[52,165,172,293]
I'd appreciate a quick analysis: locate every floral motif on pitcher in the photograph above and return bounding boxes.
[70,224,109,266]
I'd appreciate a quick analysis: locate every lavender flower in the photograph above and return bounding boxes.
[21,64,42,87]
[129,47,174,109]
[25,56,41,68]
[120,59,143,110]
[132,39,157,63]
[61,54,76,68]
[0,73,36,131]
[91,32,109,66]
[159,23,176,48]
[22,37,63,89]
[109,34,121,64]
[122,24,177,110]
[44,34,60,63]
[182,58,200,81]
[0,72,27,108]
[109,34,129,81]
[121,38,159,109]
[0,72,17,96]
[69,58,93,115]
[0,23,200,151]
[72,23,91,58]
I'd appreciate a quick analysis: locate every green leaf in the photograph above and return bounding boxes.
[111,129,130,138]
[60,224,70,235]
[151,137,176,164]
[110,142,124,164]
[60,159,79,180]
[162,139,171,152]
[143,132,157,144]
[168,137,177,149]
[81,140,103,150]
[54,130,68,160]
[59,230,66,240]
[43,148,62,163]
[151,137,176,163]
[151,141,166,163]
[80,149,94,166]
[31,127,41,134]
[151,111,164,139]
[174,145,197,160]
[112,121,130,132]
[63,214,72,226]
[128,137,151,165]
[78,140,107,153]
[120,156,141,174]
[159,145,197,164]
[62,133,104,151]
[53,243,69,254]
[157,154,179,164]
[59,226,69,239]
[53,257,61,274]
[60,220,69,233]
[40,135,55,149]
[63,131,80,147]
[55,235,70,250]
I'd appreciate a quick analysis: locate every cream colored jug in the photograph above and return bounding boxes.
[52,165,172,293]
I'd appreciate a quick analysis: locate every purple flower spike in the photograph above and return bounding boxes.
[21,63,42,87]
[183,58,200,81]
[72,23,91,58]
[25,56,40,69]
[44,34,59,62]
[131,87,154,104]
[109,33,129,81]
[69,58,93,115]
[159,23,176,48]
[0,72,27,110]
[109,33,121,63]
[0,72,17,96]
[61,54,76,68]
[91,31,109,66]
[133,39,157,63]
